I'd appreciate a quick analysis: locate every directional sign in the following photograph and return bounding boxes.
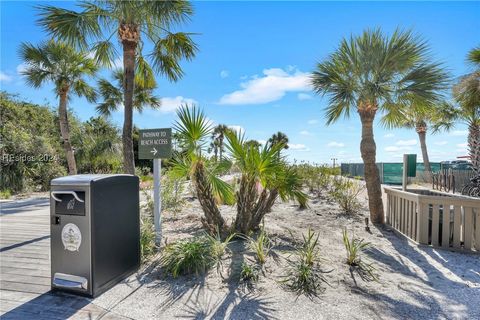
[138,128,172,159]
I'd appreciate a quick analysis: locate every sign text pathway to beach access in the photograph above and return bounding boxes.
[138,128,172,160]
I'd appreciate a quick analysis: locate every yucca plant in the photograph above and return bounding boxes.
[205,231,235,272]
[245,227,272,265]
[342,228,377,281]
[161,237,213,278]
[281,228,330,296]
[240,262,260,284]
[169,105,234,236]
[226,131,308,233]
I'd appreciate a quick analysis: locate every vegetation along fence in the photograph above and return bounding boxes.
[341,162,441,184]
[384,187,480,252]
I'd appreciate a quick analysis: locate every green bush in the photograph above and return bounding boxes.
[0,189,12,199]
[140,213,157,261]
[329,177,363,214]
[161,172,186,217]
[245,227,272,265]
[342,228,377,281]
[281,229,331,296]
[161,237,213,278]
[240,261,259,283]
[294,162,336,196]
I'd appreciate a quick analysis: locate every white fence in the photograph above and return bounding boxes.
[384,187,480,252]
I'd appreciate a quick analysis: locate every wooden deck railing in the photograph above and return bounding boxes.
[384,187,480,252]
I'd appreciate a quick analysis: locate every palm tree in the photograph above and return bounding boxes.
[37,1,198,174]
[311,29,448,224]
[448,46,480,172]
[19,40,97,175]
[170,106,234,236]
[268,132,289,150]
[96,69,161,117]
[383,104,449,180]
[226,131,307,233]
[209,124,229,161]
[245,139,262,149]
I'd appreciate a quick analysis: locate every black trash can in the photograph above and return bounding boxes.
[50,174,140,297]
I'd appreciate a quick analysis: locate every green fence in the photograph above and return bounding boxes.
[341,162,442,185]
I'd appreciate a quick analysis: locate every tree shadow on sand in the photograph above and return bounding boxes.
[363,225,480,318]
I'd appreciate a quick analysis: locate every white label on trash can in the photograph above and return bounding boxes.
[62,223,82,251]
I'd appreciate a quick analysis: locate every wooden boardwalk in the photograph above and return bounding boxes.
[0,197,120,320]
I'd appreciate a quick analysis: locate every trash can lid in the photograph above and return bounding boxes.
[51,174,135,186]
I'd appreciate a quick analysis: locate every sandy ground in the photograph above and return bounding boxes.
[90,190,480,320]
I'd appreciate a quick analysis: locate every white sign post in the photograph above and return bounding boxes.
[153,159,162,245]
[138,128,172,247]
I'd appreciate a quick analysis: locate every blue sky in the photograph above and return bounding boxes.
[1,1,479,164]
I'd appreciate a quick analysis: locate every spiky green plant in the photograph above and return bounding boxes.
[169,105,234,236]
[281,228,330,296]
[246,227,272,265]
[161,237,213,278]
[140,213,157,261]
[240,262,259,283]
[342,228,377,281]
[226,131,308,233]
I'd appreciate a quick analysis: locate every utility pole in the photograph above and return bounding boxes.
[331,158,337,168]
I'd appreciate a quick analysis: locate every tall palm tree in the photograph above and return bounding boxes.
[448,46,480,172]
[311,29,448,224]
[383,103,449,180]
[268,131,289,150]
[37,1,198,174]
[209,124,229,161]
[96,69,161,117]
[19,40,97,175]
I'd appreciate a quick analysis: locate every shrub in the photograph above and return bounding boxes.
[281,229,331,296]
[161,172,186,217]
[240,261,259,283]
[161,237,213,278]
[0,189,12,199]
[140,213,157,261]
[246,227,272,265]
[342,228,377,281]
[329,177,363,214]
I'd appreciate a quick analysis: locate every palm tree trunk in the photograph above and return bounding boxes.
[359,109,384,224]
[121,29,138,175]
[58,87,77,175]
[468,122,480,173]
[416,122,432,182]
[193,161,227,235]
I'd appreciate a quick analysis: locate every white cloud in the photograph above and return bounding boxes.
[0,71,12,82]
[228,125,245,134]
[220,70,229,79]
[219,67,311,105]
[396,139,417,146]
[307,119,319,125]
[300,130,312,136]
[327,141,345,148]
[258,139,267,146]
[434,141,448,146]
[289,143,310,151]
[160,96,197,113]
[451,130,468,136]
[457,142,468,148]
[297,93,312,101]
[384,133,395,138]
[16,63,28,74]
[385,146,413,152]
